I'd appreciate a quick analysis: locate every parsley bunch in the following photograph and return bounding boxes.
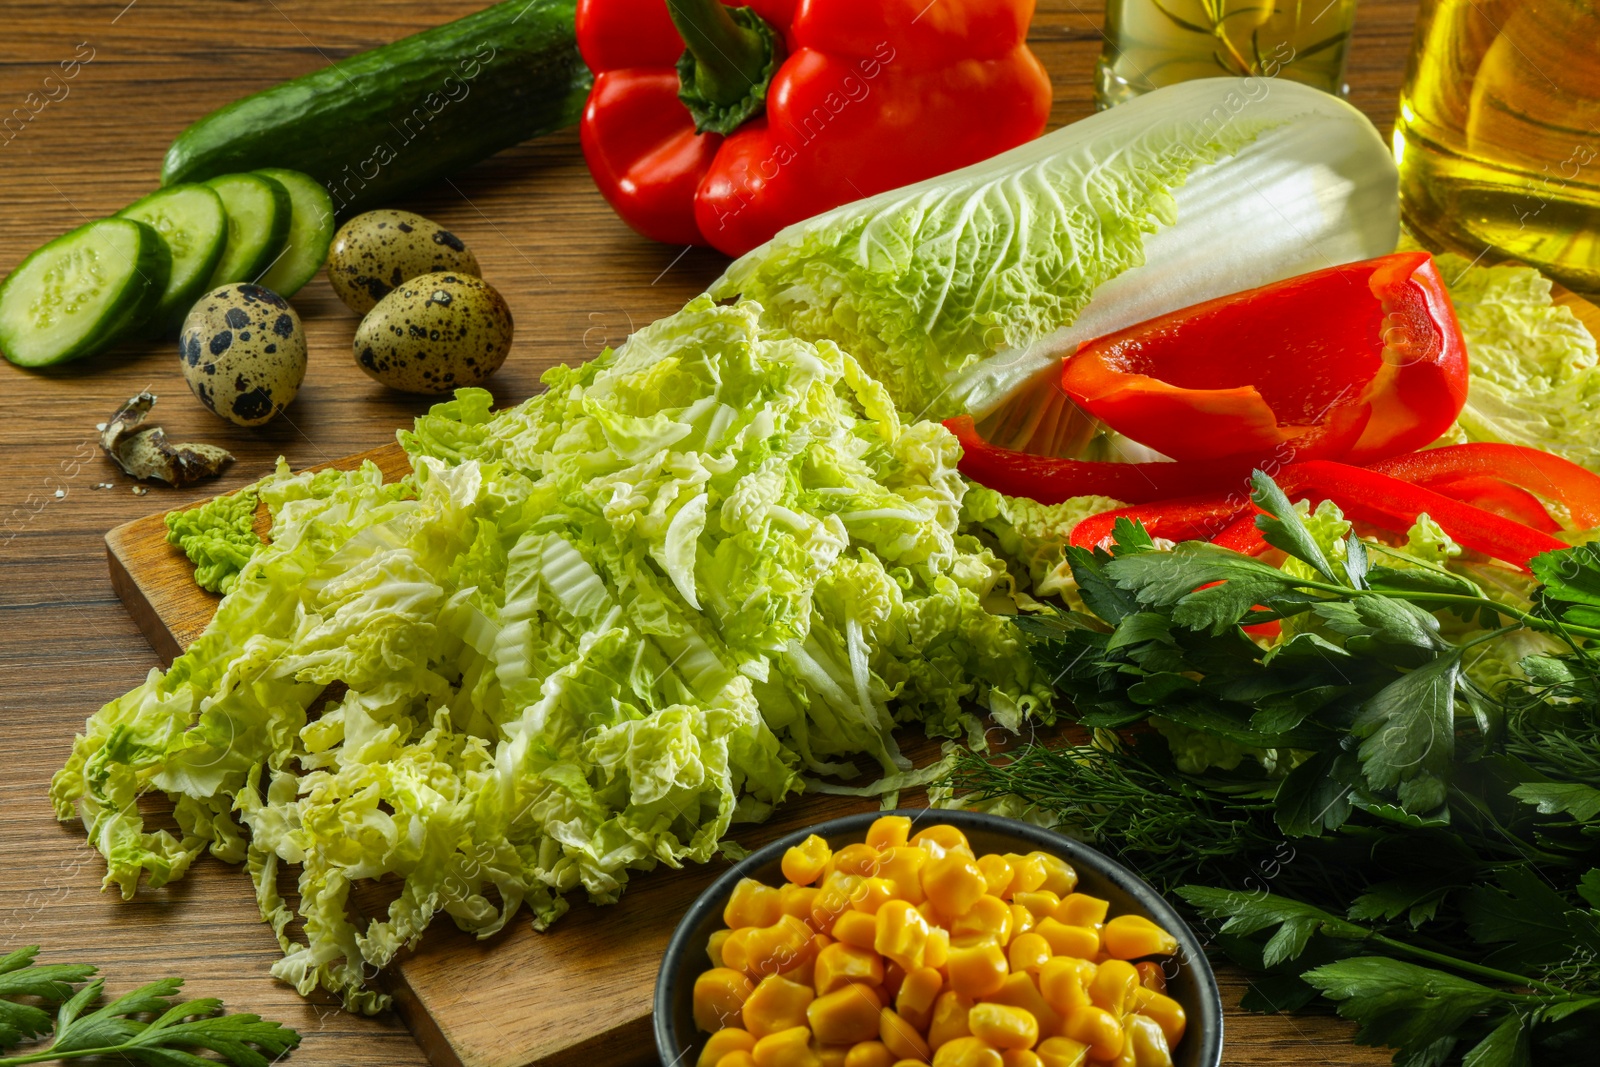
[0,946,299,1066]
[951,473,1600,1065]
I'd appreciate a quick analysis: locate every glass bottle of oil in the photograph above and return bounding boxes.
[1097,0,1358,108]
[1396,0,1600,293]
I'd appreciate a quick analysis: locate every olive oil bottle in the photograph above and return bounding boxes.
[1396,0,1600,292]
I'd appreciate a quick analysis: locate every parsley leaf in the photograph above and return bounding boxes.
[1301,958,1507,1055]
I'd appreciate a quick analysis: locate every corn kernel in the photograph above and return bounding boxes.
[1060,1006,1123,1062]
[911,824,971,856]
[968,1004,1039,1051]
[1133,963,1166,994]
[1010,905,1035,938]
[1003,854,1047,896]
[1034,1037,1089,1067]
[877,847,928,906]
[891,1061,927,1067]
[927,991,974,1050]
[782,935,827,987]
[867,816,913,850]
[945,939,1008,999]
[810,983,886,1045]
[815,873,867,930]
[925,926,950,971]
[784,835,834,886]
[1011,892,1061,923]
[1089,960,1140,1017]
[717,1053,759,1067]
[923,853,988,920]
[1130,988,1186,1047]
[875,900,935,972]
[948,895,1013,947]
[1057,895,1109,931]
[1102,916,1178,961]
[743,974,816,1039]
[931,1036,1003,1067]
[879,1007,932,1062]
[781,883,821,924]
[1124,1015,1172,1067]
[727,879,786,929]
[1038,958,1093,1016]
[723,928,757,974]
[984,972,1062,1038]
[833,910,879,950]
[1001,1052,1043,1067]
[883,960,908,999]
[700,1027,757,1067]
[1031,853,1078,898]
[1033,919,1099,959]
[753,1025,822,1067]
[748,916,821,979]
[853,878,899,916]
[815,941,886,996]
[976,854,1015,897]
[896,966,943,1031]
[844,1042,896,1067]
[818,1047,850,1067]
[834,843,884,879]
[1007,932,1052,975]
[709,929,733,968]
[696,967,756,1032]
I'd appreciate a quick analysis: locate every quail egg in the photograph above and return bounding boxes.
[326,209,480,315]
[179,284,307,426]
[353,271,513,394]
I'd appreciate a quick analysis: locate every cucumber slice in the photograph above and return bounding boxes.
[117,183,227,335]
[204,172,290,287]
[253,168,334,297]
[0,218,171,367]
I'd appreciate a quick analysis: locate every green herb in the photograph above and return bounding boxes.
[0,947,299,1066]
[948,471,1600,1064]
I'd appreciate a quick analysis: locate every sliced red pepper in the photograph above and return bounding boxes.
[945,415,1248,504]
[1069,495,1251,551]
[1067,460,1566,572]
[1368,443,1600,530]
[1059,253,1469,468]
[575,0,1051,256]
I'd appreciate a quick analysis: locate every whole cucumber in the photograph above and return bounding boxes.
[161,0,590,217]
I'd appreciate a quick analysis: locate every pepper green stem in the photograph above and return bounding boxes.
[667,0,784,135]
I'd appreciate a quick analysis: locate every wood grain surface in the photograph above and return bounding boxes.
[1,2,1421,1065]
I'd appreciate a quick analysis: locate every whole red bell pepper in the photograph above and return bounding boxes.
[1059,252,1470,468]
[575,0,1051,255]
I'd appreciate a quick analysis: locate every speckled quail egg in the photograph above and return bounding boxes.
[353,271,513,394]
[326,209,480,315]
[179,284,307,426]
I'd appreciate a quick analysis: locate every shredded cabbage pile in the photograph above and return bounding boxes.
[53,297,1049,1012]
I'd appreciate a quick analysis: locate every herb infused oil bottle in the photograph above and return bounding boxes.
[1396,0,1600,292]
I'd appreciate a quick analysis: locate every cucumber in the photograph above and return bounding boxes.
[116,184,228,335]
[253,168,335,297]
[205,172,290,287]
[0,218,171,367]
[160,0,589,217]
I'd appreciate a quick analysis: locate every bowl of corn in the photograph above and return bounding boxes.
[654,809,1222,1067]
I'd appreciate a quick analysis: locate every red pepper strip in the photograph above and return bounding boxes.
[1069,495,1251,550]
[945,415,1250,504]
[1210,511,1271,556]
[1416,476,1562,533]
[1367,443,1600,530]
[1067,460,1566,572]
[1059,252,1469,467]
[575,0,1051,256]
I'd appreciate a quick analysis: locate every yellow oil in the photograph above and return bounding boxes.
[1097,1,1356,108]
[1397,0,1600,292]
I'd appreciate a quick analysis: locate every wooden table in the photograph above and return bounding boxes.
[0,2,1418,1064]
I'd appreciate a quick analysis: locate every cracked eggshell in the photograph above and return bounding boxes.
[327,209,481,315]
[354,271,513,395]
[178,284,307,427]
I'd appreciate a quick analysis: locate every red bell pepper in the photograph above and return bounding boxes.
[575,0,1051,255]
[1059,253,1470,468]
[1368,443,1600,531]
[1068,495,1250,551]
[1068,460,1567,572]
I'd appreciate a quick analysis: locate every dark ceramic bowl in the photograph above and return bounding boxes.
[655,809,1222,1066]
